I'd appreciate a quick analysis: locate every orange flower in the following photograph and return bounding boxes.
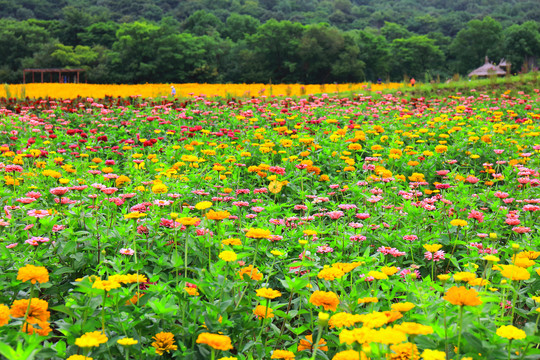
[238,265,263,281]
[298,334,328,352]
[10,298,50,324]
[196,332,233,351]
[310,291,340,311]
[443,286,482,306]
[152,332,177,355]
[245,228,271,239]
[17,264,49,284]
[256,288,282,299]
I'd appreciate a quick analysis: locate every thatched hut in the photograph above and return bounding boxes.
[468,57,507,78]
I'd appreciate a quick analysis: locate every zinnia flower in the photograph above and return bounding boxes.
[271,350,295,359]
[152,332,177,355]
[196,332,233,351]
[309,291,340,311]
[256,288,282,299]
[17,264,49,284]
[206,210,231,221]
[253,305,274,319]
[219,251,238,262]
[496,325,526,340]
[117,337,138,346]
[0,304,10,326]
[421,349,446,360]
[75,331,108,348]
[498,265,531,281]
[245,228,271,239]
[298,334,328,352]
[443,286,482,306]
[10,298,50,324]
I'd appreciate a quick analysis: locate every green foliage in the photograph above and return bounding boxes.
[0,1,538,83]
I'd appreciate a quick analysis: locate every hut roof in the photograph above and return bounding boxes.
[468,57,506,77]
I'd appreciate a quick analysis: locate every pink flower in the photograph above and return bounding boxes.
[6,243,17,249]
[494,149,504,154]
[154,200,172,206]
[27,209,50,218]
[316,244,334,253]
[251,206,265,213]
[16,198,36,204]
[50,187,69,196]
[120,248,135,255]
[350,235,367,242]
[348,222,363,229]
[26,191,42,199]
[101,187,118,195]
[327,211,344,220]
[512,227,531,234]
[403,235,418,242]
[269,166,285,175]
[338,204,357,210]
[355,213,371,220]
[467,210,484,223]
[52,225,66,232]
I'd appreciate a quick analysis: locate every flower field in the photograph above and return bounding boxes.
[0,90,540,360]
[1,82,402,100]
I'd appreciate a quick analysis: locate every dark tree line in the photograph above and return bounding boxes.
[0,2,539,84]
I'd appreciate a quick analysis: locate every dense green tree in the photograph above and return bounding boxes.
[449,16,502,74]
[390,35,445,80]
[502,21,540,72]
[223,13,260,42]
[381,22,412,42]
[78,22,120,48]
[247,19,304,82]
[182,10,223,36]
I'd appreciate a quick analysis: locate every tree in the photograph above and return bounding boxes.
[223,13,260,42]
[390,35,445,80]
[349,29,391,82]
[381,22,412,42]
[247,19,304,82]
[502,21,540,72]
[449,16,502,74]
[182,10,223,36]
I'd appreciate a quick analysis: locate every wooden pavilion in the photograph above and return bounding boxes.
[23,68,86,84]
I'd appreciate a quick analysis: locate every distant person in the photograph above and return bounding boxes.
[377,78,382,84]
[410,78,416,87]
[171,85,176,97]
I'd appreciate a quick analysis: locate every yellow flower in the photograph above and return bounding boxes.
[437,274,450,282]
[367,271,388,280]
[450,219,468,227]
[389,342,419,360]
[178,217,200,226]
[391,302,415,312]
[357,297,378,304]
[222,238,242,246]
[256,288,282,299]
[381,266,399,276]
[423,244,442,253]
[17,264,49,284]
[152,332,177,355]
[124,211,146,219]
[253,305,274,319]
[206,210,231,221]
[483,255,500,262]
[453,272,476,282]
[219,251,238,262]
[443,286,482,306]
[310,291,340,311]
[394,322,434,336]
[329,312,364,328]
[271,350,295,359]
[318,267,345,281]
[196,333,233,351]
[117,338,138,346]
[498,265,531,281]
[92,279,121,291]
[115,175,131,187]
[245,228,271,239]
[421,349,446,360]
[75,331,108,348]
[151,183,168,194]
[496,325,526,340]
[67,356,93,360]
[195,201,213,210]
